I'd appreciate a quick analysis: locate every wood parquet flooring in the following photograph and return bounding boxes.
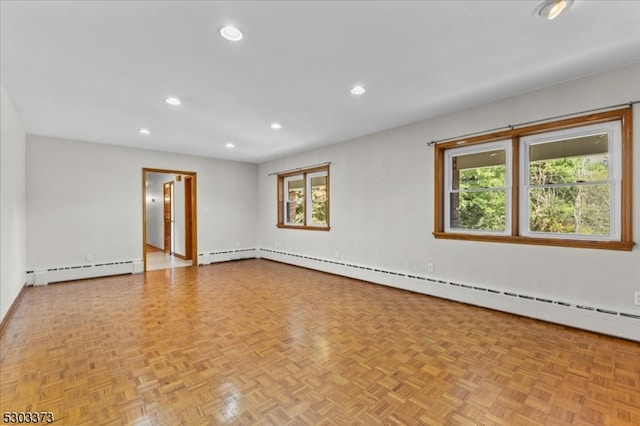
[1,259,638,425]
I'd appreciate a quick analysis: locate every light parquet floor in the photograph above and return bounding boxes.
[1,259,638,425]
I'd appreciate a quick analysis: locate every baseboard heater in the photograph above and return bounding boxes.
[27,260,143,286]
[260,248,640,342]
[198,248,258,265]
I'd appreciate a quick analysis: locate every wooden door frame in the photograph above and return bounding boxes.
[142,168,198,272]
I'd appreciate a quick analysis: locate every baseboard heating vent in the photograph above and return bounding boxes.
[259,248,640,325]
[198,248,258,265]
[29,259,142,286]
[577,305,596,311]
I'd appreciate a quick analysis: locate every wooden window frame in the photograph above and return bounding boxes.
[433,108,633,251]
[277,165,330,231]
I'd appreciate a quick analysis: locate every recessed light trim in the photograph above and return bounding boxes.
[225,143,235,148]
[164,97,181,106]
[138,128,151,135]
[219,25,243,41]
[533,0,573,20]
[270,123,282,130]
[350,85,366,95]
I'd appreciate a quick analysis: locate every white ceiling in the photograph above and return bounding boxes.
[2,1,639,164]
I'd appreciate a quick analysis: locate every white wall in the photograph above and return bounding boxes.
[26,136,258,271]
[258,63,640,340]
[1,85,27,322]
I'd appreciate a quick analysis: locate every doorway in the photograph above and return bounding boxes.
[143,168,197,272]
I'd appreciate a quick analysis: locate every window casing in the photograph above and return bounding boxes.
[434,108,633,250]
[277,165,330,230]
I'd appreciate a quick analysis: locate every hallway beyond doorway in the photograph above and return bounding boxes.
[145,249,192,271]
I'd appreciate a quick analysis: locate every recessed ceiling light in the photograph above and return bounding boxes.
[164,97,181,106]
[219,26,243,41]
[270,123,282,130]
[225,143,235,148]
[533,0,573,20]
[138,128,151,135]
[350,85,366,95]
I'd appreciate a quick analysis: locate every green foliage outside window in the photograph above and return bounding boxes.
[453,155,610,235]
[454,165,506,231]
[311,177,327,225]
[529,156,609,235]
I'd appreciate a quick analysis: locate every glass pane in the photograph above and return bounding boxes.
[310,174,327,225]
[286,201,304,224]
[452,149,506,190]
[286,178,304,224]
[311,201,327,225]
[529,133,609,184]
[528,184,610,235]
[310,175,327,191]
[449,190,506,231]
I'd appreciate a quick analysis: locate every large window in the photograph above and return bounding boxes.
[434,108,633,250]
[277,165,330,230]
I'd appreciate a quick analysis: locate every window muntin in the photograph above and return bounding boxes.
[445,141,511,234]
[277,165,330,230]
[521,122,621,240]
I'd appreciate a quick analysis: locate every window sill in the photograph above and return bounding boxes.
[433,232,634,251]
[277,224,331,231]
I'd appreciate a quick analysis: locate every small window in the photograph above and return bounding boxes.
[445,141,511,234]
[278,165,330,230]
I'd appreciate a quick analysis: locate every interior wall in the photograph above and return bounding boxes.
[258,62,640,338]
[26,136,258,272]
[0,85,27,322]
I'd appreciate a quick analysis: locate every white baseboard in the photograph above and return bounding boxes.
[27,259,143,286]
[197,248,258,265]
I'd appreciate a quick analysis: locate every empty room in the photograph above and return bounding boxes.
[1,1,639,425]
